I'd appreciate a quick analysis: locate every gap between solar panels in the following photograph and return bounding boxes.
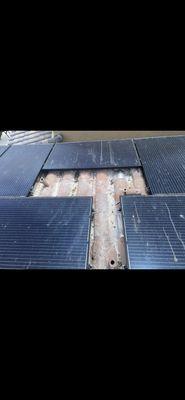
[121,195,185,269]
[31,168,148,268]
[0,197,92,269]
[43,140,141,170]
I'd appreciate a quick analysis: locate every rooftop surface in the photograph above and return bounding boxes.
[1,131,185,269]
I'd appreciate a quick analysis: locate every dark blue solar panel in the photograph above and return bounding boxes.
[135,136,185,194]
[43,140,141,170]
[0,144,53,196]
[0,197,92,269]
[121,195,185,269]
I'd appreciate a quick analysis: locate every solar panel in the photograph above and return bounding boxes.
[0,146,10,158]
[135,136,185,194]
[0,144,53,196]
[0,197,92,269]
[43,140,141,170]
[121,195,185,269]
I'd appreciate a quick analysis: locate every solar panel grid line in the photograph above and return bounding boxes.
[121,203,130,269]
[134,134,185,141]
[33,143,54,175]
[0,261,87,269]
[0,244,89,250]
[0,197,92,269]
[131,138,142,163]
[85,203,93,270]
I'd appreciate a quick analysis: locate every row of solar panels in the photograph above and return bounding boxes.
[41,135,185,195]
[0,195,185,269]
[1,136,185,196]
[0,140,140,196]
